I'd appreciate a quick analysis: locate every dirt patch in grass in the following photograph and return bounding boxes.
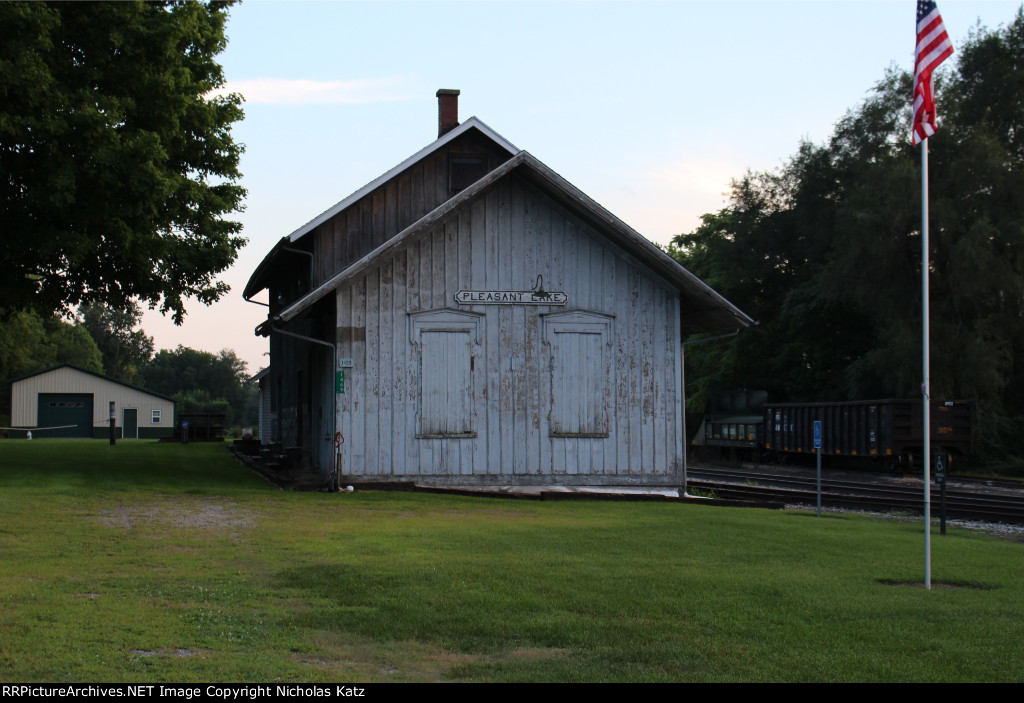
[298,634,470,682]
[97,497,257,531]
[299,633,570,682]
[498,646,572,662]
[129,648,198,658]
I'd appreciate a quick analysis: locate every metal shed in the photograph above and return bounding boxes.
[8,364,175,439]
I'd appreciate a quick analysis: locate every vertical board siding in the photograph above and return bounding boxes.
[312,132,514,288]
[484,188,502,474]
[351,277,366,473]
[365,267,380,474]
[379,259,394,474]
[334,176,683,484]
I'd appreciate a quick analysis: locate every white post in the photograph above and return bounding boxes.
[921,141,932,591]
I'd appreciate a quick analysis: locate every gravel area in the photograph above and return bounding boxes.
[784,502,1024,538]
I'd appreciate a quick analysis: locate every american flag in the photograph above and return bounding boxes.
[913,1,954,145]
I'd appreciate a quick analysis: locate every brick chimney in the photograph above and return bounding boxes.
[436,89,460,137]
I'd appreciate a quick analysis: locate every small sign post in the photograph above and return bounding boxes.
[935,452,948,535]
[813,420,823,517]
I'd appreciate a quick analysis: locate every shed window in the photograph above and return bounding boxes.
[152,409,162,424]
[410,309,483,438]
[543,311,614,438]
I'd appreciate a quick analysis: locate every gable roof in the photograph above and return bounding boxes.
[8,364,177,403]
[286,117,518,244]
[258,150,754,336]
[243,117,518,301]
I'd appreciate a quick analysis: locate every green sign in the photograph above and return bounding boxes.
[335,370,345,394]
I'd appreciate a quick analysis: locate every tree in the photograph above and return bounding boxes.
[140,345,254,426]
[0,1,246,324]
[0,310,103,420]
[0,311,103,381]
[78,302,154,383]
[666,142,874,412]
[671,10,1024,463]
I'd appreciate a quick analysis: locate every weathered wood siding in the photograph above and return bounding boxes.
[257,376,273,444]
[312,130,513,287]
[334,175,684,485]
[269,301,336,473]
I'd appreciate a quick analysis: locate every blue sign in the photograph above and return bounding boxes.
[813,420,822,449]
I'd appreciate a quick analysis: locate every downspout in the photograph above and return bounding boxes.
[263,318,340,491]
[680,328,744,499]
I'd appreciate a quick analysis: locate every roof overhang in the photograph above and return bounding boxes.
[7,364,178,403]
[242,117,518,301]
[259,151,753,336]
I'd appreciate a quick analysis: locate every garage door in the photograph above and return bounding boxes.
[37,394,94,438]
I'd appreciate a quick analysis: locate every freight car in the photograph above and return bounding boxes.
[691,389,768,449]
[692,391,972,468]
[763,399,971,465]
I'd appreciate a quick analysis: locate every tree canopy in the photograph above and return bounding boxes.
[78,302,154,384]
[670,10,1024,462]
[0,310,103,421]
[139,345,254,426]
[0,1,245,323]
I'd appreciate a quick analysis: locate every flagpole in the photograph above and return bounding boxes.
[921,140,932,591]
[915,0,951,593]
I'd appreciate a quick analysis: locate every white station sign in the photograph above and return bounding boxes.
[455,290,567,305]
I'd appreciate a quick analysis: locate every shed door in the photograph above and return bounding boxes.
[123,408,138,439]
[37,393,93,438]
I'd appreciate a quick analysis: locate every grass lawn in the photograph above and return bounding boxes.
[1,440,1022,683]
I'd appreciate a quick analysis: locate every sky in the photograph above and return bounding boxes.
[138,0,1024,375]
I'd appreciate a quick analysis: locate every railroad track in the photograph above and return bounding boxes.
[687,465,1024,525]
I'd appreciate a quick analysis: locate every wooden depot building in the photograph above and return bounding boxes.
[244,90,753,487]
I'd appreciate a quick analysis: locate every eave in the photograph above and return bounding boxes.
[259,152,753,336]
[242,117,518,301]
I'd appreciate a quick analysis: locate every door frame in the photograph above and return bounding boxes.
[122,407,139,439]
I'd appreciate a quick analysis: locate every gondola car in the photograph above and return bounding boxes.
[691,389,767,449]
[693,391,972,467]
[763,399,971,465]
